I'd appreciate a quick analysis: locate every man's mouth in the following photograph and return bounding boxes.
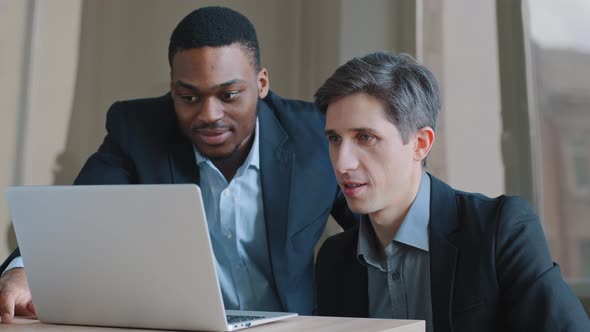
[343,183,364,188]
[195,128,231,145]
[340,181,367,197]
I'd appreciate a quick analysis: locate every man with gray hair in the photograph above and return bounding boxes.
[314,52,589,331]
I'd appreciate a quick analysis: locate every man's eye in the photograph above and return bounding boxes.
[180,95,199,104]
[358,133,375,142]
[222,91,239,101]
[327,135,342,144]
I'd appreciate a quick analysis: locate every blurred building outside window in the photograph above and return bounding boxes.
[525,0,590,282]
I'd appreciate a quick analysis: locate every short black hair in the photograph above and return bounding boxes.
[168,6,260,69]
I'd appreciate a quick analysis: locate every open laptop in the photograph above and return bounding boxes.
[5,184,297,331]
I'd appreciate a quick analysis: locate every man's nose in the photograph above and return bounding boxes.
[198,97,224,123]
[332,143,359,174]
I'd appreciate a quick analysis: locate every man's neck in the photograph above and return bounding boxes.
[369,170,423,251]
[212,133,254,182]
[370,210,409,253]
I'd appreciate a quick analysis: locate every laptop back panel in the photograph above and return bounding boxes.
[6,184,229,331]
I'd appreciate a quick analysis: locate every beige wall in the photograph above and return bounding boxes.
[439,0,504,196]
[419,0,448,182]
[1,0,507,258]
[0,0,82,260]
[1,0,83,259]
[21,1,83,186]
[0,0,28,260]
[339,0,399,62]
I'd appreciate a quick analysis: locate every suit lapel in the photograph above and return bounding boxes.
[428,174,459,332]
[258,100,294,307]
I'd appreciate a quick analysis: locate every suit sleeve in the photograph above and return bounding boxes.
[74,102,138,185]
[0,248,21,276]
[495,197,589,330]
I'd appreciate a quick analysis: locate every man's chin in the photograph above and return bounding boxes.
[346,200,371,215]
[194,144,236,161]
[198,150,233,161]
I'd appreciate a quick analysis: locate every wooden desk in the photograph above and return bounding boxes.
[3,316,424,332]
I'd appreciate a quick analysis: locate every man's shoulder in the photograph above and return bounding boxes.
[325,226,359,245]
[107,93,174,120]
[430,174,533,219]
[262,91,325,129]
[99,93,179,151]
[317,225,359,263]
[454,188,534,221]
[263,90,318,114]
[105,93,177,135]
[429,174,538,238]
[261,91,328,154]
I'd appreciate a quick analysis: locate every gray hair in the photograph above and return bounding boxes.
[314,52,440,144]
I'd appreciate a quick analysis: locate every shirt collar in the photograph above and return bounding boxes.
[393,171,430,252]
[194,117,260,171]
[357,171,431,266]
[357,215,384,268]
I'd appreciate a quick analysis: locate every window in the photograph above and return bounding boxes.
[524,0,590,280]
[581,241,590,279]
[567,132,590,194]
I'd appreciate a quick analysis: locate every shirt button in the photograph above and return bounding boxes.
[224,231,232,239]
[392,271,401,280]
[223,189,230,196]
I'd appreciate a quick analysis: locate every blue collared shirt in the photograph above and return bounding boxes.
[357,172,433,332]
[194,118,282,311]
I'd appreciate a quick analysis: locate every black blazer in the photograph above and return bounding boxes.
[1,91,356,315]
[316,174,589,331]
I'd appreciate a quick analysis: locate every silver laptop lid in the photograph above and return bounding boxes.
[6,184,229,331]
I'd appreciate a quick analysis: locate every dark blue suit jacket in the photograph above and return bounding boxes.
[1,91,356,315]
[316,174,589,331]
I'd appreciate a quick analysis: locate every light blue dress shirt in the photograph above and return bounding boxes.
[2,256,23,276]
[357,172,433,332]
[194,118,282,311]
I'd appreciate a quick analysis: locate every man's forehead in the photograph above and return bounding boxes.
[173,78,247,91]
[325,106,397,135]
[171,44,257,72]
[326,106,390,126]
[325,126,378,132]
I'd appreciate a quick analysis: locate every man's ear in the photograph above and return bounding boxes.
[413,127,435,163]
[257,67,270,99]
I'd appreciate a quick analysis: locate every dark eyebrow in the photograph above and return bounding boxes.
[217,79,246,88]
[349,127,378,134]
[173,79,246,92]
[324,129,338,136]
[324,128,377,136]
[174,80,198,91]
